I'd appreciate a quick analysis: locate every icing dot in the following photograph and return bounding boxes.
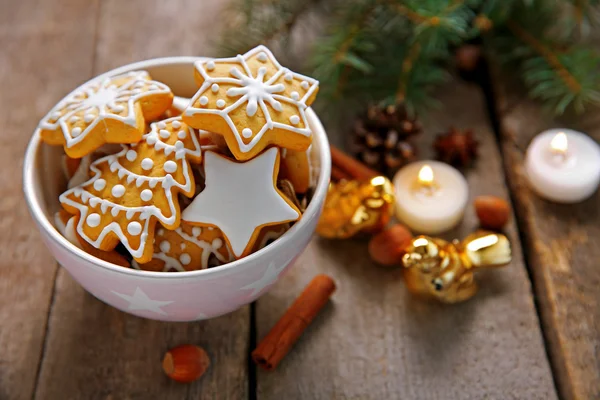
[69,116,79,123]
[171,120,181,129]
[51,111,61,120]
[211,83,219,93]
[177,130,187,139]
[212,238,223,249]
[140,189,153,201]
[127,221,142,236]
[206,61,215,71]
[242,128,253,138]
[112,105,125,113]
[257,52,268,62]
[199,96,209,106]
[126,150,137,161]
[175,141,184,150]
[158,229,165,236]
[86,213,101,228]
[141,158,154,170]
[84,113,95,123]
[284,73,293,82]
[180,243,186,250]
[147,135,157,145]
[148,84,159,90]
[71,127,82,137]
[131,89,142,95]
[157,121,167,129]
[163,160,177,173]
[291,91,300,100]
[301,81,309,89]
[208,227,214,231]
[289,115,300,125]
[258,67,267,75]
[192,227,201,236]
[160,241,171,253]
[111,184,125,198]
[179,253,191,265]
[216,99,226,109]
[93,179,106,191]
[159,129,170,139]
[134,81,145,88]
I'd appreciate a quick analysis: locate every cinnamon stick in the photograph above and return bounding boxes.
[331,165,351,181]
[330,146,379,181]
[252,274,336,371]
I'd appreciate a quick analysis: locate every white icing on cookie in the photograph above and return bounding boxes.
[38,71,172,148]
[182,148,300,257]
[185,45,319,155]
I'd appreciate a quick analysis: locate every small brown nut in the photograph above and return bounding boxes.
[162,345,210,383]
[474,196,510,230]
[368,224,413,266]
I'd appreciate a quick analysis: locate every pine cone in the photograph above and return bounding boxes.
[433,127,478,167]
[353,103,420,176]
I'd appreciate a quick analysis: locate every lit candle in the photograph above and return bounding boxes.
[393,161,469,234]
[525,129,600,203]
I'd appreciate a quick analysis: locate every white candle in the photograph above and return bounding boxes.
[525,129,600,203]
[393,161,469,234]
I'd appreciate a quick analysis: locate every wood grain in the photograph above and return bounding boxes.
[0,1,99,399]
[494,78,600,400]
[255,82,558,399]
[32,1,249,399]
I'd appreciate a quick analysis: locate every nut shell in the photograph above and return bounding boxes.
[474,196,510,230]
[368,224,413,266]
[162,344,210,383]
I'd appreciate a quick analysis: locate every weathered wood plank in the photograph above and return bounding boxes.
[493,76,600,400]
[0,1,99,399]
[255,82,558,399]
[33,1,249,399]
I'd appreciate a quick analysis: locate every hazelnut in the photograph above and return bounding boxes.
[368,224,413,266]
[474,196,510,230]
[162,344,210,383]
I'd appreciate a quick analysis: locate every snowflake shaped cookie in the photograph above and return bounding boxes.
[183,45,319,161]
[133,222,234,272]
[39,71,173,158]
[182,147,301,258]
[60,117,201,263]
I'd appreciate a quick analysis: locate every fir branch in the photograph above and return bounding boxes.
[506,19,582,94]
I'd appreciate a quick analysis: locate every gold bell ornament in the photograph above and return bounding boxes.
[316,176,395,239]
[401,231,511,303]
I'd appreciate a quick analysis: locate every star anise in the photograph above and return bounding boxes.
[433,127,478,167]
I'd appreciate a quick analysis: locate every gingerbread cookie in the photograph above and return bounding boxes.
[279,148,312,194]
[183,45,319,161]
[134,222,233,272]
[182,147,301,258]
[54,210,130,268]
[59,116,202,263]
[39,71,173,158]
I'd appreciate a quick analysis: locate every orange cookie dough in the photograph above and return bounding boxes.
[183,45,319,161]
[134,222,233,272]
[54,210,130,268]
[39,71,173,158]
[279,149,311,194]
[59,116,202,263]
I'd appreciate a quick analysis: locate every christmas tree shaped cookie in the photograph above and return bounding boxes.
[182,147,301,258]
[183,45,319,161]
[60,117,201,263]
[39,71,173,158]
[134,222,233,272]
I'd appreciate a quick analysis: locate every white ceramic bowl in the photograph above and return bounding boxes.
[23,57,331,322]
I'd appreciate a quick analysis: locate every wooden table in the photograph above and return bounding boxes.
[1,1,597,399]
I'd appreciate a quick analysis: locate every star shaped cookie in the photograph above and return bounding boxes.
[181,147,301,258]
[183,45,319,161]
[39,71,173,158]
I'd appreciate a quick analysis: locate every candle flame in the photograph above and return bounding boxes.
[418,165,434,185]
[550,132,568,154]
